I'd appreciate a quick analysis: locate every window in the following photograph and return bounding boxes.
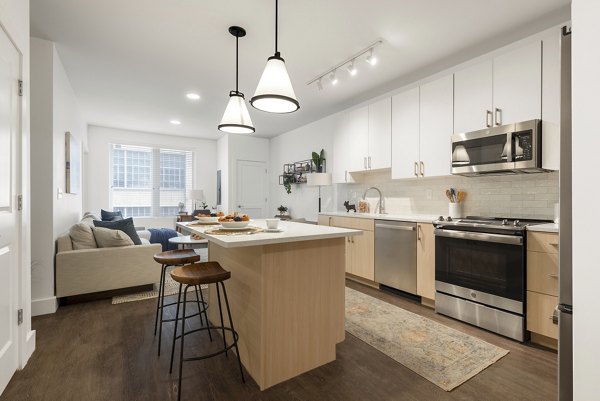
[110,144,193,217]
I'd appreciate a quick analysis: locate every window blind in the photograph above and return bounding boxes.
[110,144,193,217]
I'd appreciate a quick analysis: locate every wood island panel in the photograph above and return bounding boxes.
[207,237,346,390]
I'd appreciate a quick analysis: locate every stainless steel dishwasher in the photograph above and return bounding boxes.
[374,220,417,294]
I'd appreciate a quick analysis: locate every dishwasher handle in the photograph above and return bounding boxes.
[375,223,416,231]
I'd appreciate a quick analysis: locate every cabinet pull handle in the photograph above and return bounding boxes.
[548,273,559,278]
[352,237,355,244]
[417,225,422,241]
[549,242,559,247]
[368,156,371,169]
[548,316,554,320]
[495,108,502,126]
[420,161,424,177]
[486,110,492,127]
[364,157,367,170]
[329,217,332,226]
[414,162,418,177]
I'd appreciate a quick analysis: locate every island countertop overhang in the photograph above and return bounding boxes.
[178,220,362,248]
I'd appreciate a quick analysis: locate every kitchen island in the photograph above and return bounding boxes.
[180,220,361,390]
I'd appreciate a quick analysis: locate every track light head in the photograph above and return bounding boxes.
[329,70,338,86]
[317,78,323,90]
[347,60,357,76]
[365,48,377,66]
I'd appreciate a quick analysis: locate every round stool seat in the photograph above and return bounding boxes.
[170,262,231,286]
[153,249,200,265]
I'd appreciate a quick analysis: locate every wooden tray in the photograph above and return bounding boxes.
[204,227,264,236]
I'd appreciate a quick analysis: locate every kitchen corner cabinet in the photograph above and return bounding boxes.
[391,74,453,179]
[416,223,435,301]
[368,98,392,170]
[527,231,559,349]
[454,41,542,134]
[318,216,375,282]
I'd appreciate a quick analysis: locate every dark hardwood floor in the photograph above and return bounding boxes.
[1,281,557,401]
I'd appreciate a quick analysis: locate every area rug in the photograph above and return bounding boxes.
[112,248,208,305]
[345,287,509,391]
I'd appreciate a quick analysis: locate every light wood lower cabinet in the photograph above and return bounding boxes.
[319,215,375,282]
[527,231,559,347]
[416,223,435,301]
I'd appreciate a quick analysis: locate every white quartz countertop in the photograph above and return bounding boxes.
[527,223,559,233]
[319,211,440,224]
[178,220,361,248]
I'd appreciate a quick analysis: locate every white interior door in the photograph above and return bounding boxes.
[236,160,267,218]
[0,27,21,394]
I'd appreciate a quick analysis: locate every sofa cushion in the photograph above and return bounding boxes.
[101,209,123,221]
[69,223,97,250]
[93,217,142,245]
[91,227,134,248]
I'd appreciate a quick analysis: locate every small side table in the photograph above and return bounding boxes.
[168,235,208,250]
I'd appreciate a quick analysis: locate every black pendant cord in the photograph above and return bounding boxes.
[235,34,239,93]
[275,0,278,54]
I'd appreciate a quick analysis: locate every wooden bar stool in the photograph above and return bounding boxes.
[153,249,211,356]
[169,262,245,401]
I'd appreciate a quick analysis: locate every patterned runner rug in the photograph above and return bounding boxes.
[345,287,509,391]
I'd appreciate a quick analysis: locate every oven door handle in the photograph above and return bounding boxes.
[434,228,523,245]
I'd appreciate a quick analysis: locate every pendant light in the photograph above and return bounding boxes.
[250,0,300,113]
[218,26,255,134]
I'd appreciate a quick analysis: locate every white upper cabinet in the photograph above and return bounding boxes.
[368,97,392,170]
[332,113,351,184]
[419,75,454,177]
[454,60,493,134]
[493,41,542,126]
[541,29,561,171]
[454,41,543,133]
[347,106,369,172]
[391,87,420,179]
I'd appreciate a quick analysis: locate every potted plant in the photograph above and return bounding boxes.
[283,175,293,194]
[277,205,288,217]
[312,149,326,172]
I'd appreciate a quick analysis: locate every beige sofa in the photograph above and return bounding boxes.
[55,232,162,298]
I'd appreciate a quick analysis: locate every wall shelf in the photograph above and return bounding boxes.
[279,159,326,185]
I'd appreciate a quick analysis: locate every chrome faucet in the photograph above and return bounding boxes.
[362,187,386,214]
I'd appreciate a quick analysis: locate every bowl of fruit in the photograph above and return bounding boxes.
[194,212,222,223]
[218,214,251,229]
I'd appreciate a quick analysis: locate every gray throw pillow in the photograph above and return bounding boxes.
[101,209,123,221]
[92,227,134,248]
[93,217,142,245]
[69,223,97,250]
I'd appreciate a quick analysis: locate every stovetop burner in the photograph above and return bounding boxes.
[434,215,552,233]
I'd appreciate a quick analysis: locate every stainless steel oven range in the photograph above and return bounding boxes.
[433,216,550,342]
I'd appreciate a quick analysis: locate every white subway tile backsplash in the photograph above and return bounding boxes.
[336,171,558,220]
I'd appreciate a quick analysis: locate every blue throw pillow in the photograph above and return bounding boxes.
[93,217,141,245]
[101,209,123,221]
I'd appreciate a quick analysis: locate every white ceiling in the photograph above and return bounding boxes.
[30,0,570,140]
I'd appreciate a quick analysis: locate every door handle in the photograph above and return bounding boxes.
[419,161,424,177]
[237,205,243,208]
[495,108,502,126]
[414,162,418,177]
[486,110,492,127]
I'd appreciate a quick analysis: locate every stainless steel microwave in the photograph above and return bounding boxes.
[451,119,544,176]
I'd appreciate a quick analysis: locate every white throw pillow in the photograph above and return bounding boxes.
[92,227,134,248]
[69,223,97,250]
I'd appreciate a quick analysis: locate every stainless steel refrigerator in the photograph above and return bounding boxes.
[557,25,573,401]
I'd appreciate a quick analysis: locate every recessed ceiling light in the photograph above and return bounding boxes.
[170,120,181,125]
[186,93,200,100]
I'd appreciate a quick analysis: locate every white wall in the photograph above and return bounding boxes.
[269,114,337,222]
[0,0,35,369]
[30,38,87,316]
[85,126,217,228]
[572,0,600,398]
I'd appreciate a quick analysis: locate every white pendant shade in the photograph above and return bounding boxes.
[250,56,299,113]
[218,93,255,134]
[307,173,332,186]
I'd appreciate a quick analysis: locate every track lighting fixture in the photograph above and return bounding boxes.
[306,40,382,90]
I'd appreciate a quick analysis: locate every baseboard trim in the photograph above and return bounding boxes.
[21,330,36,368]
[31,296,58,316]
[345,273,379,289]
